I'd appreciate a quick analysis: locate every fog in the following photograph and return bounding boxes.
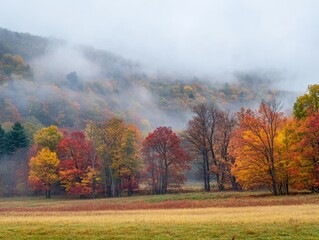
[1,0,319,92]
[0,41,193,131]
[32,45,102,82]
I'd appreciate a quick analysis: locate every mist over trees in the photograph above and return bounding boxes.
[0,28,298,132]
[1,88,318,198]
[0,28,318,198]
[0,122,29,197]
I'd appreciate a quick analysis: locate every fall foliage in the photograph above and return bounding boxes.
[2,88,319,198]
[293,84,319,119]
[28,147,60,198]
[85,118,143,197]
[34,125,62,151]
[57,131,100,197]
[232,100,287,195]
[285,113,319,192]
[143,126,191,194]
[184,104,239,191]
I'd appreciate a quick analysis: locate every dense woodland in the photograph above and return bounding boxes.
[0,28,318,198]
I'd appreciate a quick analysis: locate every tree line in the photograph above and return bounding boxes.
[0,85,318,197]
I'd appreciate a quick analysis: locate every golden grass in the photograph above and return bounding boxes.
[0,204,318,239]
[0,191,318,211]
[0,193,318,239]
[1,204,318,224]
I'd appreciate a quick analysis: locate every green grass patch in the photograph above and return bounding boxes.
[144,191,245,203]
[0,222,317,240]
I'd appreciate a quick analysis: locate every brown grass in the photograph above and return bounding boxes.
[1,204,318,224]
[0,192,318,212]
[0,192,318,239]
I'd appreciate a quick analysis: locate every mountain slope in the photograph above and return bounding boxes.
[0,28,297,131]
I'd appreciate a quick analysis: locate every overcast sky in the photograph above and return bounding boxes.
[1,0,319,91]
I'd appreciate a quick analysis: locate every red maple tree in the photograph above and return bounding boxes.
[142,126,191,194]
[57,131,100,197]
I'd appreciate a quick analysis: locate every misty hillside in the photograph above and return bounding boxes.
[0,28,297,131]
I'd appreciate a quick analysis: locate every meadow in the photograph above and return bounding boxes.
[0,192,318,239]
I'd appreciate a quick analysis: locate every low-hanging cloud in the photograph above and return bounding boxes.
[1,0,319,92]
[32,44,102,82]
[0,42,192,131]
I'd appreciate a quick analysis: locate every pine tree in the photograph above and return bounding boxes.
[0,125,6,157]
[10,122,29,148]
[6,122,29,154]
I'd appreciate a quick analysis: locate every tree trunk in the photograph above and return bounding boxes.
[45,189,51,198]
[218,171,225,191]
[110,169,115,197]
[162,166,168,194]
[127,176,133,196]
[10,169,14,197]
[205,151,211,192]
[270,159,278,196]
[117,178,122,197]
[91,178,96,199]
[105,167,115,197]
[91,153,96,199]
[203,156,208,191]
[229,175,240,191]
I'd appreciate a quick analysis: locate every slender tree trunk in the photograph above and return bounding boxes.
[162,166,168,194]
[110,169,115,197]
[105,167,115,197]
[10,168,14,197]
[104,167,110,197]
[229,175,240,191]
[215,173,220,190]
[128,176,133,196]
[92,178,96,199]
[158,174,162,194]
[48,183,51,198]
[118,178,122,197]
[151,168,155,194]
[91,152,96,199]
[165,165,168,194]
[218,171,225,191]
[205,151,211,192]
[270,158,278,196]
[203,156,208,191]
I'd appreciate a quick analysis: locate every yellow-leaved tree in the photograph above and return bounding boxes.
[34,125,62,151]
[231,100,288,195]
[28,147,60,198]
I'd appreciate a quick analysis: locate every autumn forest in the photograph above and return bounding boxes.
[0,28,318,200]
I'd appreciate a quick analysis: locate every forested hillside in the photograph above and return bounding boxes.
[0,28,296,132]
[2,28,317,199]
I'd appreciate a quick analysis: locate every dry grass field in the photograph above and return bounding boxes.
[0,192,318,239]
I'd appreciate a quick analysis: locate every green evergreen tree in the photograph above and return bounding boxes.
[6,122,29,154]
[0,125,6,157]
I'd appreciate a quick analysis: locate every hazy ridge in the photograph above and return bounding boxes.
[0,28,297,132]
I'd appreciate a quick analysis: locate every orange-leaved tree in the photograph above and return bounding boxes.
[290,113,319,192]
[232,100,287,195]
[291,85,319,192]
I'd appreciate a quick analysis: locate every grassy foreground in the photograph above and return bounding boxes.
[0,192,318,239]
